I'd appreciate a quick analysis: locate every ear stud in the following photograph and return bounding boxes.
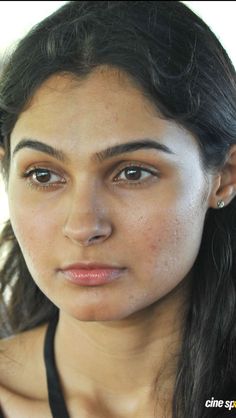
[217,200,225,209]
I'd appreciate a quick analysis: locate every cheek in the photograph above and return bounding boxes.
[8,180,62,239]
[8,195,60,275]
[125,202,206,290]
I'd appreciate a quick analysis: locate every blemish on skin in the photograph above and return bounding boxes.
[149,243,159,252]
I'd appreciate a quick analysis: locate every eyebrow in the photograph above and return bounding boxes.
[13,139,67,162]
[12,138,175,162]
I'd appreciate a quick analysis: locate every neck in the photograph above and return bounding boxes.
[55,279,189,413]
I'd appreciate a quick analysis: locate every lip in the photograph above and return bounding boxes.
[58,263,126,286]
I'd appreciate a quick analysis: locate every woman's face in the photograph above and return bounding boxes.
[8,68,212,321]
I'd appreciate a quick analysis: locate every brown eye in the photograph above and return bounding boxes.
[115,165,156,183]
[22,167,66,189]
[123,167,143,180]
[33,169,52,183]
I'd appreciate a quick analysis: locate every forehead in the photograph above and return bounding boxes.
[23,67,162,123]
[10,67,200,159]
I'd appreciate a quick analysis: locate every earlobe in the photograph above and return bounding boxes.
[208,145,236,209]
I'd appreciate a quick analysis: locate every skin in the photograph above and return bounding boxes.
[0,66,236,417]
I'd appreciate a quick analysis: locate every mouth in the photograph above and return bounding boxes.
[58,262,127,286]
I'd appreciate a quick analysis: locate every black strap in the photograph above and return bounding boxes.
[44,312,70,418]
[0,406,5,418]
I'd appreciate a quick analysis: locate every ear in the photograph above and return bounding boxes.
[0,146,5,160]
[209,145,236,209]
[0,146,5,175]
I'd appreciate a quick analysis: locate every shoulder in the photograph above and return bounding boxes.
[0,323,48,398]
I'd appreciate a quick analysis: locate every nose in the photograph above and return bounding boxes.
[62,185,113,247]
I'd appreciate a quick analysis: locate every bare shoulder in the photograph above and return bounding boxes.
[0,324,54,417]
[0,323,48,398]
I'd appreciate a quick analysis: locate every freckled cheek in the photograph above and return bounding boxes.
[140,222,176,265]
[124,206,205,279]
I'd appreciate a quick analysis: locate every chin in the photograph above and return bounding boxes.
[65,303,138,322]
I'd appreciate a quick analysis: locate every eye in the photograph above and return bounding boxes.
[22,167,66,189]
[114,165,158,185]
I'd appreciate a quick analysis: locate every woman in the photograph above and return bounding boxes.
[0,1,235,417]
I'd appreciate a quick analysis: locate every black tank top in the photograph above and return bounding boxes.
[44,312,70,418]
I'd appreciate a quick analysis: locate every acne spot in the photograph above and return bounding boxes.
[149,242,159,252]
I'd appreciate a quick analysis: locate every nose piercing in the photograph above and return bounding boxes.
[217,200,225,209]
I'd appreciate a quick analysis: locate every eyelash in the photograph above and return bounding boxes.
[21,163,159,191]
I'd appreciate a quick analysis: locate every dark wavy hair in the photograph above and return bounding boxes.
[0,1,236,417]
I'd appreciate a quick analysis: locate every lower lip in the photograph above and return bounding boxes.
[59,268,126,286]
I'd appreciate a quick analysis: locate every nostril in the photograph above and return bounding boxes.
[88,235,102,242]
[89,235,103,242]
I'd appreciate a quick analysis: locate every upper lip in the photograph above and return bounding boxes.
[60,262,125,270]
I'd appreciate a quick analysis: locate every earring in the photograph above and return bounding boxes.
[217,200,225,209]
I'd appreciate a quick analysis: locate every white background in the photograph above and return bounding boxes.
[0,1,235,227]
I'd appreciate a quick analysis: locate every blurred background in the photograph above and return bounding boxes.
[0,1,235,229]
